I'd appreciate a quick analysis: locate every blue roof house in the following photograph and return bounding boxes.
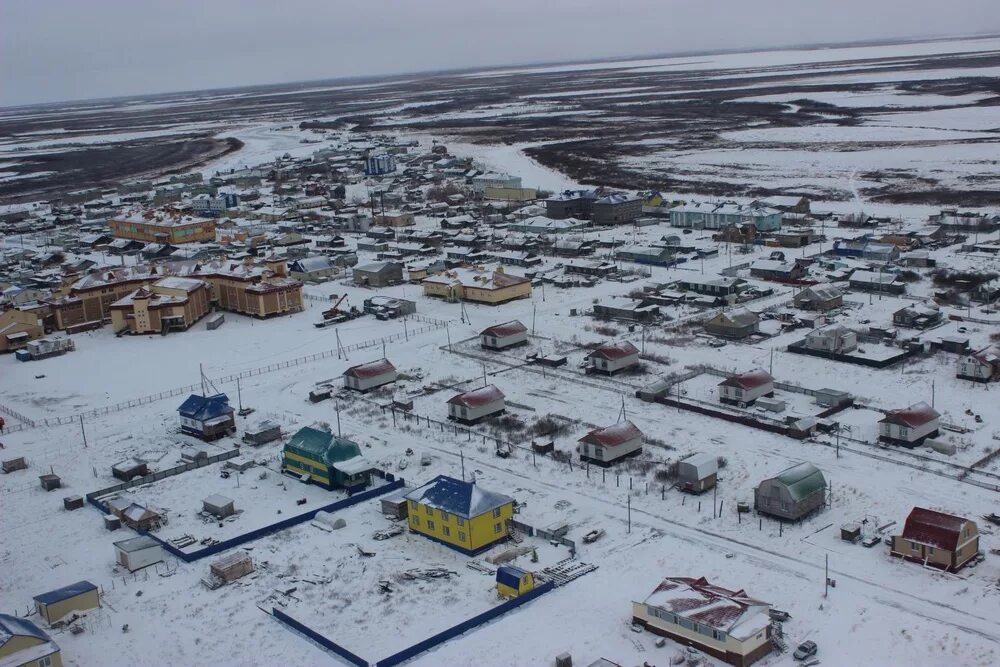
[177,393,235,441]
[32,580,100,624]
[0,613,62,666]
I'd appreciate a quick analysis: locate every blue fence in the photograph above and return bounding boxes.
[272,608,369,667]
[374,581,556,667]
[89,478,404,563]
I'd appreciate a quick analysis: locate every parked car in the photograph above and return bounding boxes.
[793,641,818,661]
[861,535,881,548]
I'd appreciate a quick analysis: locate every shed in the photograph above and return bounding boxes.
[755,397,786,413]
[203,494,236,518]
[104,514,121,531]
[677,453,718,493]
[63,495,84,511]
[243,419,282,445]
[114,535,165,572]
[206,312,225,330]
[309,386,333,403]
[496,565,535,598]
[841,523,861,543]
[112,459,149,482]
[2,457,28,473]
[39,473,61,491]
[33,581,100,624]
[754,462,827,521]
[120,503,163,530]
[210,550,255,582]
[380,492,410,519]
[814,388,852,408]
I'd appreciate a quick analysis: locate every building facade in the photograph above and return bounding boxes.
[405,475,514,554]
[110,212,216,244]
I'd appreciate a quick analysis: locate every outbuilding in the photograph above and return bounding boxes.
[210,550,255,582]
[353,261,403,287]
[202,494,236,518]
[33,581,100,624]
[718,370,774,406]
[892,507,979,572]
[111,459,149,482]
[754,462,827,521]
[577,421,643,466]
[113,535,165,572]
[677,453,718,493]
[879,402,940,447]
[704,308,760,339]
[242,419,282,446]
[343,358,398,392]
[447,385,506,424]
[480,321,529,351]
[586,341,640,375]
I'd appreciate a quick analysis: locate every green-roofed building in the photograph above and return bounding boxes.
[754,462,827,521]
[282,426,372,491]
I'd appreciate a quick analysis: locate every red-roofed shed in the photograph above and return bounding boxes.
[343,359,398,392]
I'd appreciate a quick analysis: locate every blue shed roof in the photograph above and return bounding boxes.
[0,613,50,644]
[33,580,97,605]
[405,475,513,519]
[177,393,232,421]
[496,565,529,588]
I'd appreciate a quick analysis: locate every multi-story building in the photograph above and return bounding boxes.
[670,201,782,232]
[471,173,522,196]
[109,277,211,334]
[592,194,642,225]
[109,211,216,244]
[405,475,514,555]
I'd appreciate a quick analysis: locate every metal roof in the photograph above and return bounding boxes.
[641,576,769,641]
[771,462,826,502]
[480,320,528,338]
[719,369,773,390]
[587,341,639,360]
[33,580,97,605]
[404,474,513,519]
[0,613,50,644]
[113,535,162,553]
[880,402,940,428]
[344,359,397,379]
[284,427,362,467]
[579,421,643,447]
[447,384,505,408]
[177,394,233,421]
[900,507,972,551]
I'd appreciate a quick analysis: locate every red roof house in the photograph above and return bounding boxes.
[892,507,980,571]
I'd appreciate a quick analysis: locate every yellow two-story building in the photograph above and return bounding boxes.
[405,475,515,555]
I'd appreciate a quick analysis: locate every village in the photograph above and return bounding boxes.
[2,121,1000,667]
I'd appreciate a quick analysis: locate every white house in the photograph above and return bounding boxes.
[632,576,772,667]
[480,321,529,351]
[447,385,506,424]
[586,341,640,375]
[718,370,775,406]
[803,324,857,354]
[343,359,398,392]
[957,349,1000,382]
[879,402,940,447]
[471,173,522,195]
[577,421,643,466]
[113,535,164,572]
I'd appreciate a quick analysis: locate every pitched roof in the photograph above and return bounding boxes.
[404,474,513,519]
[177,394,233,421]
[447,384,505,408]
[0,613,50,643]
[284,427,362,467]
[579,421,643,447]
[587,341,639,360]
[719,369,773,390]
[900,507,973,551]
[709,307,759,327]
[480,320,528,338]
[641,576,770,641]
[770,462,826,501]
[344,359,397,379]
[33,580,97,605]
[880,402,940,428]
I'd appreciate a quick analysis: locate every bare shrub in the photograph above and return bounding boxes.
[654,461,679,483]
[644,436,674,451]
[593,324,621,337]
[717,456,728,469]
[532,414,573,437]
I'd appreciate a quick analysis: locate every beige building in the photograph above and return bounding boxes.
[33,581,100,625]
[110,277,211,334]
[373,211,415,227]
[0,614,62,667]
[633,576,772,667]
[110,211,216,244]
[892,507,979,572]
[0,308,44,352]
[422,268,531,305]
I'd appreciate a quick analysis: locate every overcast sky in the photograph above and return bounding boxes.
[2,0,999,107]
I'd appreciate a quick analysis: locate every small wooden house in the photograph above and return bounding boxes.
[718,370,774,406]
[381,493,410,520]
[957,349,1000,382]
[677,453,718,493]
[891,507,979,572]
[119,502,163,531]
[33,581,100,624]
[480,321,529,351]
[447,385,506,424]
[111,460,149,482]
[0,614,62,667]
[210,550,255,582]
[577,421,643,466]
[754,462,826,521]
[704,308,760,339]
[792,283,843,311]
[202,494,236,518]
[39,473,61,491]
[242,419,282,445]
[343,358,398,392]
[496,565,535,598]
[2,457,27,473]
[113,535,165,572]
[586,341,639,375]
[177,393,236,441]
[878,402,940,447]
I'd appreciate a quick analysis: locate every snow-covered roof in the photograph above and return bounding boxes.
[331,456,372,476]
[587,341,640,360]
[113,535,161,553]
[404,474,513,519]
[579,421,643,447]
[33,580,97,605]
[480,320,528,338]
[447,384,505,408]
[641,576,770,641]
[900,507,974,551]
[719,369,773,390]
[880,402,940,428]
[344,359,397,379]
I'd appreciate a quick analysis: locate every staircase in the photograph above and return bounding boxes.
[770,622,788,653]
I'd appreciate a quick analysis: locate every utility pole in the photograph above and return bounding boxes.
[627,495,631,534]
[824,554,829,598]
[532,303,536,336]
[237,377,243,412]
[769,348,774,375]
[199,363,206,396]
[80,415,87,449]
[460,450,466,480]
[446,323,452,351]
[335,401,342,437]
[482,363,487,387]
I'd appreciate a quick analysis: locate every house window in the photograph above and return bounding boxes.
[412,516,420,526]
[440,509,449,521]
[928,547,934,554]
[442,526,450,537]
[910,541,919,550]
[494,523,502,534]
[457,517,465,527]
[492,508,502,518]
[458,531,467,542]
[427,520,435,531]
[38,656,53,667]
[425,505,432,515]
